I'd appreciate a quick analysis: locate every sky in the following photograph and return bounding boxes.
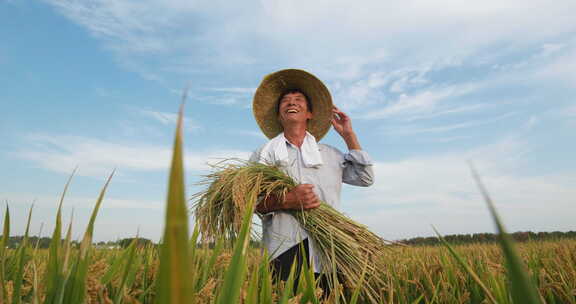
[1,0,575,242]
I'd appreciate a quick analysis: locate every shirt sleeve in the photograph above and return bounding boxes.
[342,149,375,186]
[249,149,260,163]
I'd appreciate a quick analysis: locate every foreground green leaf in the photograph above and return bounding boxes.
[470,163,542,304]
[63,170,114,303]
[156,102,193,304]
[44,169,76,304]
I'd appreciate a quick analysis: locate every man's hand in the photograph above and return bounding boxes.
[284,184,321,210]
[331,107,353,136]
[331,107,361,150]
[255,184,320,214]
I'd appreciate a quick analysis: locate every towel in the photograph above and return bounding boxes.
[258,132,323,168]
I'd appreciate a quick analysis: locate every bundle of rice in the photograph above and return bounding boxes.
[192,159,388,303]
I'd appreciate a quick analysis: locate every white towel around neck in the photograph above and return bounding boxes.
[258,132,323,168]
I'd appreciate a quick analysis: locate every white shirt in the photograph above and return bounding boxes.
[249,138,374,273]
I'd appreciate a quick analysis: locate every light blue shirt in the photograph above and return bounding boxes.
[250,140,374,272]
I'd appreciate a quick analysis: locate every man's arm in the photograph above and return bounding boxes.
[256,184,321,213]
[331,106,374,186]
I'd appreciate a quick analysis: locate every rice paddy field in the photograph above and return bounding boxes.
[1,110,574,304]
[1,238,575,304]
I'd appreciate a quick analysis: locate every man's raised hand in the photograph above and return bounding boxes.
[331,106,362,150]
[331,106,354,136]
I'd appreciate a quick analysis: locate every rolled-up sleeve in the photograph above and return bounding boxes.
[342,149,374,186]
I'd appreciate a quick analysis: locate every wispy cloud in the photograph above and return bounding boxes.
[401,104,489,122]
[533,46,576,88]
[208,87,256,94]
[419,135,473,143]
[43,0,576,91]
[381,112,516,135]
[138,109,201,132]
[360,84,480,120]
[228,129,267,140]
[17,134,250,177]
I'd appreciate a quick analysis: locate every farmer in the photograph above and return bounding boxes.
[249,69,374,292]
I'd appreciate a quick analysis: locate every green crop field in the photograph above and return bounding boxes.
[1,109,574,304]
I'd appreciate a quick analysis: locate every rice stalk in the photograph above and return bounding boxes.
[192,159,389,303]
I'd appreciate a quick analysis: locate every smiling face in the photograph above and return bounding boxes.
[277,91,313,128]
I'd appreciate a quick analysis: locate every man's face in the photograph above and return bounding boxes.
[277,92,313,126]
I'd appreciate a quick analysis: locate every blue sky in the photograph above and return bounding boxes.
[1,0,575,242]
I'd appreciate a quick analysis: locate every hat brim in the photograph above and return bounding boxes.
[253,69,333,141]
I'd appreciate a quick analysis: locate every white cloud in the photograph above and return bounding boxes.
[360,83,480,120]
[419,135,473,143]
[534,47,576,87]
[343,138,575,240]
[228,129,267,140]
[209,87,256,94]
[138,109,201,132]
[43,0,576,87]
[16,134,251,177]
[381,112,516,135]
[539,43,566,58]
[402,104,489,122]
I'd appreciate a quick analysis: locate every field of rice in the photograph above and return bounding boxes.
[1,236,575,304]
[1,109,574,304]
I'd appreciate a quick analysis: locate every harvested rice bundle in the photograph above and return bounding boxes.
[192,159,388,303]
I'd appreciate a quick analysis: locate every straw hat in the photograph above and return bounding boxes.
[252,69,333,141]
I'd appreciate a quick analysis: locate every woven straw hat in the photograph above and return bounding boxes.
[253,69,333,141]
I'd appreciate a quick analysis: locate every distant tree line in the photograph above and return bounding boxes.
[3,231,574,249]
[399,231,576,246]
[1,236,153,249]
[0,236,80,249]
[193,239,262,249]
[115,237,154,248]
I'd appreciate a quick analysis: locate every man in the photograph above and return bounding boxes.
[249,69,374,291]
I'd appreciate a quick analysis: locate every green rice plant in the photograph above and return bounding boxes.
[12,204,33,304]
[469,163,543,304]
[192,160,389,303]
[433,226,497,304]
[62,170,114,304]
[277,260,298,304]
[156,103,193,304]
[0,205,10,304]
[216,190,256,304]
[137,244,157,304]
[258,250,273,304]
[55,209,74,304]
[113,237,138,304]
[298,244,320,304]
[245,259,261,303]
[198,238,224,289]
[44,168,75,304]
